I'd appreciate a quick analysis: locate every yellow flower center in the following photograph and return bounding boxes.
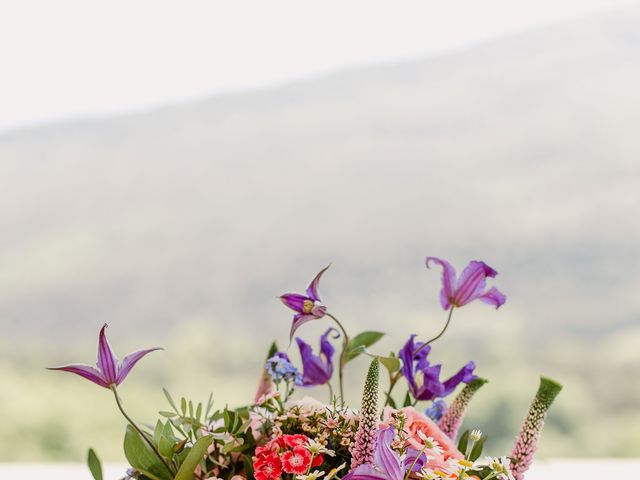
[303,299,314,314]
[459,460,474,468]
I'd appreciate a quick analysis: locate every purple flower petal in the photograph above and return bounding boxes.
[116,347,163,385]
[373,428,403,480]
[289,313,319,341]
[426,257,456,310]
[46,364,109,388]
[399,335,419,398]
[403,448,427,474]
[478,286,507,309]
[295,328,335,386]
[97,324,118,385]
[454,261,496,306]
[280,293,309,313]
[442,361,476,396]
[343,464,388,480]
[400,335,476,401]
[426,257,506,310]
[306,264,330,302]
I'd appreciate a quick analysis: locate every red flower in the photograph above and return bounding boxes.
[311,453,324,468]
[254,452,282,480]
[282,445,312,475]
[284,434,309,449]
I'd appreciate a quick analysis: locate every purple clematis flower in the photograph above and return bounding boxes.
[400,334,476,401]
[345,428,426,480]
[47,324,161,389]
[280,265,330,340]
[295,327,337,386]
[426,257,506,310]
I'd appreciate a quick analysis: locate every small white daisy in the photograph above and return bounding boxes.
[417,431,444,455]
[324,463,347,480]
[296,470,325,480]
[306,438,335,457]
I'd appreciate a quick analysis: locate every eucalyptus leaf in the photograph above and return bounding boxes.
[345,331,384,363]
[163,388,178,413]
[174,435,213,480]
[87,448,103,480]
[205,393,214,419]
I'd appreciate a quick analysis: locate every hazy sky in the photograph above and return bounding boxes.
[0,0,636,132]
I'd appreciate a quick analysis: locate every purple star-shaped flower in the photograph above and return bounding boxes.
[280,265,330,340]
[426,257,506,310]
[295,327,337,387]
[400,334,476,401]
[48,324,161,389]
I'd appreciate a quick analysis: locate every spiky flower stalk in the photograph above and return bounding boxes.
[438,377,488,440]
[350,358,380,470]
[510,376,562,480]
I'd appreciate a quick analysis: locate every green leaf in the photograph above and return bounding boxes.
[158,421,177,458]
[469,434,488,461]
[124,425,172,480]
[163,388,178,413]
[385,392,397,409]
[458,430,470,454]
[205,393,214,418]
[266,341,278,359]
[153,420,164,446]
[456,430,487,461]
[345,331,385,363]
[402,391,412,407]
[378,354,401,374]
[242,454,254,479]
[181,397,187,415]
[87,448,103,480]
[174,435,213,480]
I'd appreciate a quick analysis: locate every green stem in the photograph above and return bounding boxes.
[306,453,316,475]
[385,371,402,406]
[111,387,173,476]
[327,381,334,404]
[414,307,455,356]
[326,313,349,405]
[403,443,429,480]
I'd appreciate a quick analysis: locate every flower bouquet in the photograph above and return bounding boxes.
[49,257,562,480]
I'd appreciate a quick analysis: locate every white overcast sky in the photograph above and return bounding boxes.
[0,0,636,132]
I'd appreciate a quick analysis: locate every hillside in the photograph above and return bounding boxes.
[0,6,639,461]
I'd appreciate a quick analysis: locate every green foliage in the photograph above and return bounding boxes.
[378,352,401,375]
[124,426,172,480]
[86,448,103,480]
[458,429,488,462]
[345,331,385,363]
[174,435,213,480]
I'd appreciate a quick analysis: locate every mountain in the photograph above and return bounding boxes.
[2,6,639,346]
[1,6,640,462]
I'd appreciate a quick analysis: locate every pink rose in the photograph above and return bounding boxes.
[381,406,463,467]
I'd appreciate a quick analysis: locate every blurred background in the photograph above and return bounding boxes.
[1,0,639,466]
